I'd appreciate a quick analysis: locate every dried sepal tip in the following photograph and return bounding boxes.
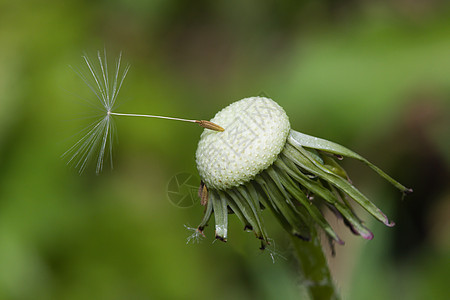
[198,181,209,206]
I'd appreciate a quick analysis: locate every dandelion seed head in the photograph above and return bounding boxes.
[192,96,411,250]
[196,97,290,190]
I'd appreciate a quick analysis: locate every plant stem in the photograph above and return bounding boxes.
[290,228,340,300]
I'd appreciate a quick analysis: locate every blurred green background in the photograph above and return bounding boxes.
[0,1,449,299]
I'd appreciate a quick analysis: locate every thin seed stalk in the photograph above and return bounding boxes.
[109,112,224,132]
[290,226,340,300]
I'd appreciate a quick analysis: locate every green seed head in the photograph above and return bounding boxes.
[192,96,411,248]
[196,97,290,190]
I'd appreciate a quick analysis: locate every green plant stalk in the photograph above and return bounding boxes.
[290,227,340,300]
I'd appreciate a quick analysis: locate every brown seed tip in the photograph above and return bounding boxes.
[196,120,225,132]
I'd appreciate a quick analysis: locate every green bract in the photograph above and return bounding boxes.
[195,97,411,249]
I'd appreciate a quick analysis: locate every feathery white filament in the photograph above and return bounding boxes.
[63,50,128,174]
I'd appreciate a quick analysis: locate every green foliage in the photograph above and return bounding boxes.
[0,1,449,299]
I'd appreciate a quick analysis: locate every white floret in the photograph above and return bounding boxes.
[196,97,290,190]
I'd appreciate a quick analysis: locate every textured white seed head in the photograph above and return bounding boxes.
[196,97,290,190]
